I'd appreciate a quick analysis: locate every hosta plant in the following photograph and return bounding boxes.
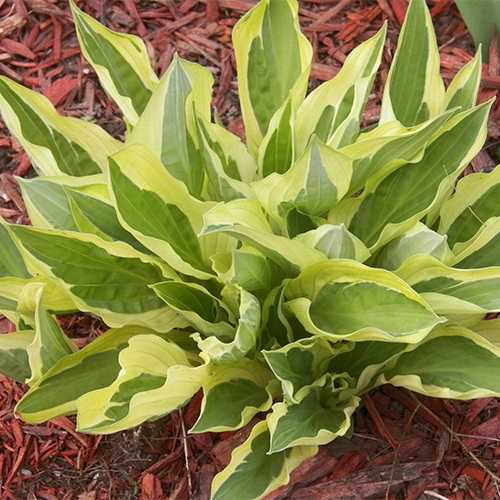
[456,0,500,62]
[1,0,500,497]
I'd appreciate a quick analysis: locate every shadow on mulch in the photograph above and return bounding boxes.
[3,378,500,499]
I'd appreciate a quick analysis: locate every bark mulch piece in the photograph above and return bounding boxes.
[0,0,500,498]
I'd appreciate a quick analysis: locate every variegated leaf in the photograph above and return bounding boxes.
[451,217,500,269]
[70,0,158,125]
[339,110,453,194]
[210,420,317,500]
[108,147,213,279]
[18,175,147,252]
[152,280,234,338]
[380,0,444,126]
[398,255,500,324]
[201,199,326,276]
[329,341,408,393]
[26,286,76,383]
[195,288,261,363]
[0,222,30,278]
[285,260,444,343]
[191,359,274,433]
[232,0,312,153]
[349,102,491,250]
[194,119,257,183]
[381,326,500,399]
[444,50,482,111]
[295,24,386,154]
[211,246,280,295]
[128,56,213,196]
[254,137,352,234]
[16,326,155,423]
[0,275,77,319]
[258,98,295,177]
[196,117,254,201]
[0,330,33,383]
[294,224,370,262]
[267,375,359,453]
[263,337,338,402]
[10,225,184,331]
[375,223,451,271]
[439,165,500,248]
[76,334,206,433]
[0,77,120,176]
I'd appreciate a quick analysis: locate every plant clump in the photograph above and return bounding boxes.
[0,0,499,498]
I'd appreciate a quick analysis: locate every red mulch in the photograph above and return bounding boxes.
[0,0,500,498]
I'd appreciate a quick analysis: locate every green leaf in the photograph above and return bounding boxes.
[452,217,500,269]
[295,24,386,153]
[212,246,277,295]
[129,56,213,196]
[0,77,119,176]
[210,420,317,500]
[439,165,500,248]
[340,110,453,193]
[263,338,338,402]
[152,281,234,338]
[258,98,295,177]
[195,289,261,363]
[76,334,206,433]
[455,0,500,62]
[27,286,76,383]
[294,224,370,262]
[349,102,491,249]
[191,359,273,433]
[380,0,444,126]
[329,341,407,392]
[444,50,482,111]
[0,223,30,278]
[232,0,312,153]
[255,138,352,230]
[70,0,158,125]
[16,325,151,422]
[194,119,257,183]
[201,199,326,276]
[375,223,451,271]
[196,118,254,201]
[108,155,211,278]
[381,325,500,399]
[285,260,444,342]
[267,375,359,452]
[10,225,184,331]
[0,330,33,382]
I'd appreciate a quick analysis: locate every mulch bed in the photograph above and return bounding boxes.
[0,0,500,498]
